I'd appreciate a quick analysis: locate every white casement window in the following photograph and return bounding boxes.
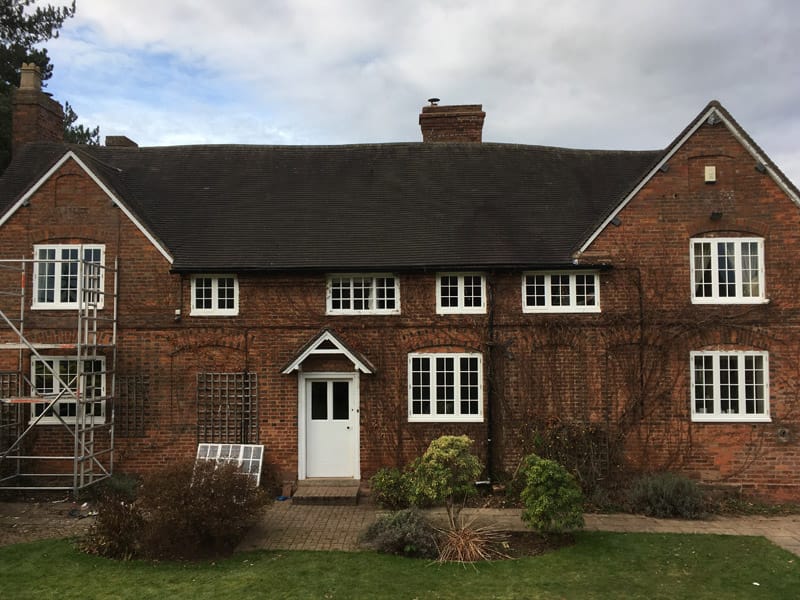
[191,275,239,316]
[408,353,482,422]
[436,273,485,314]
[32,244,105,309]
[690,351,770,422]
[31,356,105,424]
[327,275,400,314]
[522,272,600,313]
[691,238,765,303]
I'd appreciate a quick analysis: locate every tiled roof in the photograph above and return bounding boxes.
[0,140,662,271]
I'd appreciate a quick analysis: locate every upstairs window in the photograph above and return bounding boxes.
[327,275,399,314]
[523,272,600,313]
[437,273,485,314]
[691,238,764,303]
[408,352,482,422]
[32,244,105,309]
[191,275,239,316]
[691,350,769,422]
[31,356,105,424]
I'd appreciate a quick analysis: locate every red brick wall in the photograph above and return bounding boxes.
[2,126,799,502]
[582,117,800,500]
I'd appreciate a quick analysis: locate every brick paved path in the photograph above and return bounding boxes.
[238,500,800,557]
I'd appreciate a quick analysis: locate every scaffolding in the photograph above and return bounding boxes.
[0,252,118,494]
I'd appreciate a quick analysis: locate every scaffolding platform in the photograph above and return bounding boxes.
[0,253,118,494]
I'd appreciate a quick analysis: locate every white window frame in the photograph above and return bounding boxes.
[522,271,601,313]
[30,355,106,425]
[436,273,486,314]
[690,350,770,422]
[190,275,239,316]
[32,244,105,310]
[690,237,766,304]
[326,274,400,315]
[408,352,483,422]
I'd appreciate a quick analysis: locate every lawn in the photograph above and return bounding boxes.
[1,532,798,599]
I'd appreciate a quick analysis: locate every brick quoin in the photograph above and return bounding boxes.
[1,109,799,502]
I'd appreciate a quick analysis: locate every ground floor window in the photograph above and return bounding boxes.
[690,350,769,422]
[408,352,482,422]
[31,356,105,424]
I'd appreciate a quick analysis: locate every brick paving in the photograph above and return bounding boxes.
[238,500,800,557]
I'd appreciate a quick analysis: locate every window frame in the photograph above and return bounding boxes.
[690,350,770,422]
[32,244,105,310]
[326,274,400,315]
[690,237,766,304]
[407,352,483,422]
[190,274,239,316]
[30,355,106,425]
[522,271,601,313]
[436,273,486,314]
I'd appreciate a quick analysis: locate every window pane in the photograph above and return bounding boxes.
[195,278,213,309]
[693,355,714,414]
[741,242,760,297]
[217,278,236,309]
[693,242,713,298]
[463,276,482,308]
[435,357,455,415]
[525,274,546,307]
[375,277,396,310]
[575,274,596,306]
[330,278,347,310]
[550,274,570,306]
[440,276,458,308]
[411,357,431,415]
[37,248,56,303]
[744,355,765,414]
[716,242,736,297]
[719,355,739,414]
[459,357,479,415]
[60,248,79,304]
[310,381,327,420]
[332,382,349,420]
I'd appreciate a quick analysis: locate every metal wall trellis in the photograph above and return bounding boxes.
[196,372,258,444]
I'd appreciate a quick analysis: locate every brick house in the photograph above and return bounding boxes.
[1,64,798,500]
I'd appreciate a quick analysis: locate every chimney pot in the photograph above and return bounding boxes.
[19,63,42,92]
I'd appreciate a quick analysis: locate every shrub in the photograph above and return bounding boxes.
[409,435,483,525]
[137,460,269,559]
[519,454,584,534]
[360,508,438,558]
[629,472,706,519]
[436,522,509,563]
[82,486,145,560]
[370,467,412,510]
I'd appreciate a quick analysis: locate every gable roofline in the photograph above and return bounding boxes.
[577,100,800,255]
[0,149,174,264]
[281,328,376,375]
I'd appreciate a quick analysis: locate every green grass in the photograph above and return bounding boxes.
[1,532,798,599]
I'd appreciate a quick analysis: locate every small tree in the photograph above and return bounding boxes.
[519,453,584,534]
[409,435,482,526]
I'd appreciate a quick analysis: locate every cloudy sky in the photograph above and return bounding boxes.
[43,0,800,184]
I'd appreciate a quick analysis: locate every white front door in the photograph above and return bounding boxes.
[303,377,358,478]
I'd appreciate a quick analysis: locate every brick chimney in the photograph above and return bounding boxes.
[419,99,485,143]
[105,135,138,148]
[11,63,64,153]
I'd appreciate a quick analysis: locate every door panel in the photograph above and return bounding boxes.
[306,379,355,477]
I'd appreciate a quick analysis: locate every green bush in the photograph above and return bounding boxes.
[359,508,438,558]
[519,454,585,534]
[138,460,269,559]
[629,472,706,519]
[370,467,412,510]
[409,435,483,525]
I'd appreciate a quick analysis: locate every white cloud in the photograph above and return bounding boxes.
[40,0,800,184]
